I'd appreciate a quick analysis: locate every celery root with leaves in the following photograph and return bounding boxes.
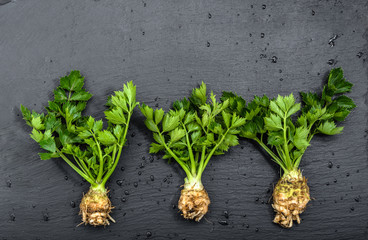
[221,68,355,228]
[140,83,245,221]
[21,71,138,226]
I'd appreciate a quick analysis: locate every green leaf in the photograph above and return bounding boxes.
[111,94,128,112]
[97,130,116,145]
[267,131,284,146]
[269,100,284,117]
[139,104,154,120]
[144,119,160,133]
[60,70,84,91]
[327,68,353,94]
[105,108,126,125]
[78,130,92,139]
[223,134,239,146]
[70,89,92,101]
[190,82,207,106]
[39,138,56,152]
[39,152,59,160]
[31,117,45,130]
[231,114,246,128]
[162,114,180,132]
[93,120,103,133]
[222,111,231,128]
[293,127,310,150]
[30,128,43,142]
[264,114,282,131]
[169,128,186,144]
[208,121,223,134]
[113,125,124,140]
[53,88,67,102]
[301,92,321,107]
[123,81,136,105]
[154,108,165,124]
[149,143,165,153]
[317,121,343,135]
[334,95,356,110]
[286,103,301,118]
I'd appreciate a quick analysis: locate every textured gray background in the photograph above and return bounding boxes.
[0,0,367,239]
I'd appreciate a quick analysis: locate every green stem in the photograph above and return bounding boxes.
[77,155,95,180]
[158,132,193,180]
[196,129,230,181]
[196,146,206,180]
[101,113,131,186]
[182,123,196,176]
[283,114,292,169]
[254,137,287,173]
[91,131,104,183]
[57,150,95,186]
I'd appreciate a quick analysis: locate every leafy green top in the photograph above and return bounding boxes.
[140,82,246,184]
[221,68,355,174]
[21,71,138,188]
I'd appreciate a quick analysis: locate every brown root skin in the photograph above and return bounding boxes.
[79,187,115,226]
[272,170,310,228]
[178,182,210,222]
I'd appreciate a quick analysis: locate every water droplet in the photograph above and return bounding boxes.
[346,173,350,177]
[246,224,249,228]
[121,167,125,171]
[150,175,155,181]
[10,213,15,221]
[327,59,336,65]
[207,41,211,47]
[334,179,337,183]
[357,52,363,58]
[255,197,259,202]
[223,210,229,219]
[70,201,76,208]
[131,132,136,137]
[43,213,49,221]
[255,228,259,232]
[149,156,154,162]
[279,78,284,81]
[134,182,138,188]
[328,161,333,168]
[260,54,267,59]
[328,34,338,47]
[262,4,266,9]
[350,207,354,211]
[6,180,11,188]
[163,178,167,182]
[218,220,228,225]
[172,204,176,209]
[116,180,123,186]
[146,231,152,237]
[121,197,126,202]
[260,33,265,38]
[270,56,278,63]
[142,31,145,35]
[124,190,130,195]
[279,69,282,73]
[138,171,142,175]
[208,13,212,19]
[336,164,340,168]
[64,176,68,180]
[140,163,144,168]
[311,10,315,15]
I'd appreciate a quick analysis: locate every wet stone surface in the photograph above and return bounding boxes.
[0,0,367,240]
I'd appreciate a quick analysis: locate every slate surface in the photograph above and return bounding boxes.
[0,0,367,239]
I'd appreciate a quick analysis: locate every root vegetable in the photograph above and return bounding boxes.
[21,71,138,226]
[222,68,355,228]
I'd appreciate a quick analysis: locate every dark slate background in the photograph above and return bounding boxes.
[0,0,367,239]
